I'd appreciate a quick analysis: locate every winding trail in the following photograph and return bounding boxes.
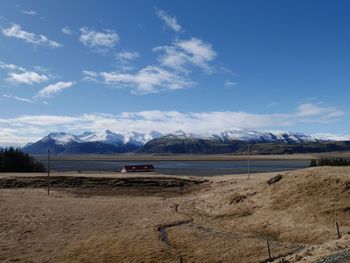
[156,219,193,247]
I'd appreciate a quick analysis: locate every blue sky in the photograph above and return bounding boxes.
[0,0,349,145]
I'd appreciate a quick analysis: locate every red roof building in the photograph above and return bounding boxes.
[121,164,155,173]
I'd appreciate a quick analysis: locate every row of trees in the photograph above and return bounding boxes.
[310,158,350,167]
[0,147,45,172]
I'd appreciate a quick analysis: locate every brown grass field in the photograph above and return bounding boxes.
[1,167,350,262]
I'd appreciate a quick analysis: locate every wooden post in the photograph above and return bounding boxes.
[47,149,50,195]
[248,144,251,180]
[336,222,341,239]
[267,240,272,261]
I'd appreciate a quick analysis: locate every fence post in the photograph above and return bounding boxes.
[336,222,341,239]
[267,240,272,261]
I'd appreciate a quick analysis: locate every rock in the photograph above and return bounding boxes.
[267,174,283,185]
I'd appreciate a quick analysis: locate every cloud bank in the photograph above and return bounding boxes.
[0,103,344,146]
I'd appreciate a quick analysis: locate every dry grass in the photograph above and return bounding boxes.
[1,167,350,262]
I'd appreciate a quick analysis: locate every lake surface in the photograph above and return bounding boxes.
[40,159,309,176]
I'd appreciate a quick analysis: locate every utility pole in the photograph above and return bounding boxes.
[248,144,251,180]
[47,149,50,195]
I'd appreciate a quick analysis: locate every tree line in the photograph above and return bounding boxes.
[310,158,350,167]
[0,147,45,172]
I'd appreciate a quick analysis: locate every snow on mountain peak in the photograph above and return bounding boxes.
[77,130,124,144]
[45,132,79,145]
[168,130,203,139]
[214,129,316,143]
[35,129,342,149]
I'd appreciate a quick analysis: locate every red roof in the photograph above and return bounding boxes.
[122,165,155,172]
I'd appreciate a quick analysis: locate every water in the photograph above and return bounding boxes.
[39,159,309,176]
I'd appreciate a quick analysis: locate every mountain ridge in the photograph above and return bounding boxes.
[19,129,350,155]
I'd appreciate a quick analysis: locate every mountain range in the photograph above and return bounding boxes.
[18,129,350,155]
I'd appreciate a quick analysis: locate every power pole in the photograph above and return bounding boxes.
[248,144,251,180]
[47,149,50,195]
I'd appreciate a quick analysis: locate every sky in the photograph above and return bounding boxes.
[0,0,350,146]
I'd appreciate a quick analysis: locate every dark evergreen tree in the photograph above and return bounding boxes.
[310,157,350,167]
[0,147,45,172]
[310,159,317,167]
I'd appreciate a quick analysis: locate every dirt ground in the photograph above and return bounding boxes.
[1,167,350,263]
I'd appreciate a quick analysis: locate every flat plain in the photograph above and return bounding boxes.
[1,166,350,262]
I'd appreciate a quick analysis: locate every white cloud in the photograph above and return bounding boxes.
[296,103,344,120]
[100,65,194,94]
[267,102,279,108]
[155,8,181,32]
[0,128,41,146]
[35,81,75,98]
[85,38,216,95]
[79,27,119,51]
[154,37,217,72]
[7,71,49,85]
[0,61,26,72]
[21,10,37,15]
[0,103,344,146]
[62,26,73,35]
[2,24,62,48]
[312,133,350,141]
[3,94,32,103]
[176,38,216,69]
[117,51,139,62]
[224,80,238,87]
[82,70,98,81]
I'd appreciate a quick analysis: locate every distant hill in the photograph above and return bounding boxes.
[141,136,350,154]
[21,129,350,155]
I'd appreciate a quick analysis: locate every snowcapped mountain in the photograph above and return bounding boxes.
[78,130,124,145]
[36,130,163,146]
[213,129,317,143]
[76,130,163,146]
[164,130,204,139]
[42,132,80,145]
[122,131,163,146]
[22,129,347,154]
[22,130,164,154]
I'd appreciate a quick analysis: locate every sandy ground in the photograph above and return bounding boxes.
[1,167,350,263]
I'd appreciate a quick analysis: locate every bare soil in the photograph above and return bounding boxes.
[1,167,350,262]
